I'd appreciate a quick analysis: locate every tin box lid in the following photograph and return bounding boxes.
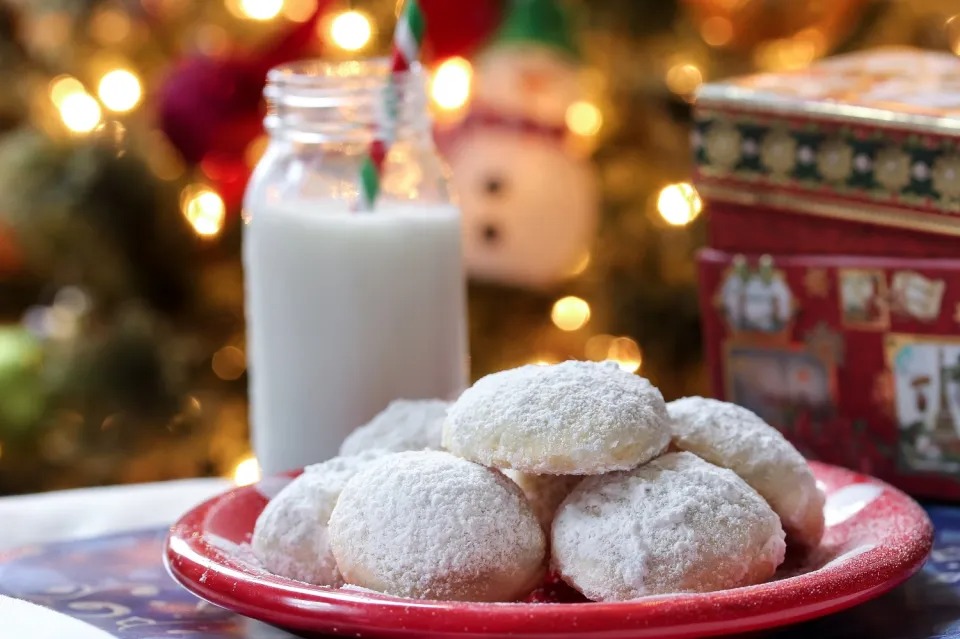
[693,47,960,238]
[697,48,960,135]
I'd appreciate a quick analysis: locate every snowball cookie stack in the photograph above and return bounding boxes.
[328,450,545,601]
[251,451,383,585]
[251,362,824,604]
[444,360,671,474]
[339,399,448,456]
[667,397,825,548]
[552,452,786,601]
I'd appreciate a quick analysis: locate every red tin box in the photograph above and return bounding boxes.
[693,48,960,500]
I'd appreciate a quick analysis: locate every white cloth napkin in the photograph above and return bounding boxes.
[0,478,239,637]
[0,478,231,551]
[0,596,119,639]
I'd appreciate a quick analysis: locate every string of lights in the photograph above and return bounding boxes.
[1,0,956,493]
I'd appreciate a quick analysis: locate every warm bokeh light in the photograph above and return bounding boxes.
[28,12,71,57]
[181,185,226,237]
[700,16,733,47]
[59,92,102,134]
[238,0,283,21]
[531,358,554,366]
[212,345,246,381]
[657,182,703,226]
[607,337,642,373]
[755,37,818,71]
[565,101,603,137]
[551,296,591,331]
[330,10,372,51]
[98,69,142,113]
[585,334,615,361]
[195,24,229,57]
[89,7,132,45]
[665,63,703,96]
[430,57,472,111]
[49,75,85,107]
[232,455,261,486]
[282,0,316,22]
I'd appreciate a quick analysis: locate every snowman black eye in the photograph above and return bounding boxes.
[483,175,505,197]
[481,223,500,245]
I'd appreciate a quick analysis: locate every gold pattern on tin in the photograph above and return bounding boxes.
[817,139,854,183]
[703,121,742,171]
[874,146,912,192]
[760,127,797,178]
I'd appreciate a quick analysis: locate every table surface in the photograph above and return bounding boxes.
[1,481,959,639]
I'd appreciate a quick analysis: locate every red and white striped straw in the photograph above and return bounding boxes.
[358,0,426,211]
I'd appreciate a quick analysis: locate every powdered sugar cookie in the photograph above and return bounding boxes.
[443,360,670,474]
[552,452,786,601]
[667,397,825,548]
[251,451,382,585]
[340,399,448,456]
[328,450,546,601]
[503,470,582,531]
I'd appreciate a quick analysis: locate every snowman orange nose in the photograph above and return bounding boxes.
[520,69,552,94]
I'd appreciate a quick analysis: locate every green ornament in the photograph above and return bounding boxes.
[0,325,45,438]
[0,128,194,314]
[491,0,579,59]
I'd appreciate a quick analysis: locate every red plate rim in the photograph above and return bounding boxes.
[164,461,934,639]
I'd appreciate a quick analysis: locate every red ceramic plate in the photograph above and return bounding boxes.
[165,461,933,639]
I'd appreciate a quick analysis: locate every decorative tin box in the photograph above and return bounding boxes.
[693,48,960,500]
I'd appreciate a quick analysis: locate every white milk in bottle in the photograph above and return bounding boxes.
[243,60,467,474]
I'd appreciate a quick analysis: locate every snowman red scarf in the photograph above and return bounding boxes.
[437,103,569,154]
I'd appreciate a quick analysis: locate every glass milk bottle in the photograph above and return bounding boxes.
[243,59,467,475]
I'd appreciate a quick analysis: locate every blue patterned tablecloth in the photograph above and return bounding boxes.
[1,507,958,639]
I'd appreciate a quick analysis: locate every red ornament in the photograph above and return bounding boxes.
[419,0,504,61]
[157,0,502,211]
[157,2,331,209]
[158,56,266,165]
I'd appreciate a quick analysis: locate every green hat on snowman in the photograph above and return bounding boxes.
[491,0,580,60]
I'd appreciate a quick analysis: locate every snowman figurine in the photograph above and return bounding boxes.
[441,0,598,289]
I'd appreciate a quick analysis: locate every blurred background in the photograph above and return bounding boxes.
[0,0,956,495]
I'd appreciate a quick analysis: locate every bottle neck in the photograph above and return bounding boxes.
[263,59,432,145]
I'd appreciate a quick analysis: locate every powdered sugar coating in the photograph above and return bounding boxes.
[328,450,546,601]
[667,397,826,548]
[339,399,449,456]
[552,452,786,601]
[503,470,582,531]
[251,451,383,586]
[443,361,670,474]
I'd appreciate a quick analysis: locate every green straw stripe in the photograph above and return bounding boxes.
[359,157,380,209]
[355,0,425,212]
[402,0,426,47]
